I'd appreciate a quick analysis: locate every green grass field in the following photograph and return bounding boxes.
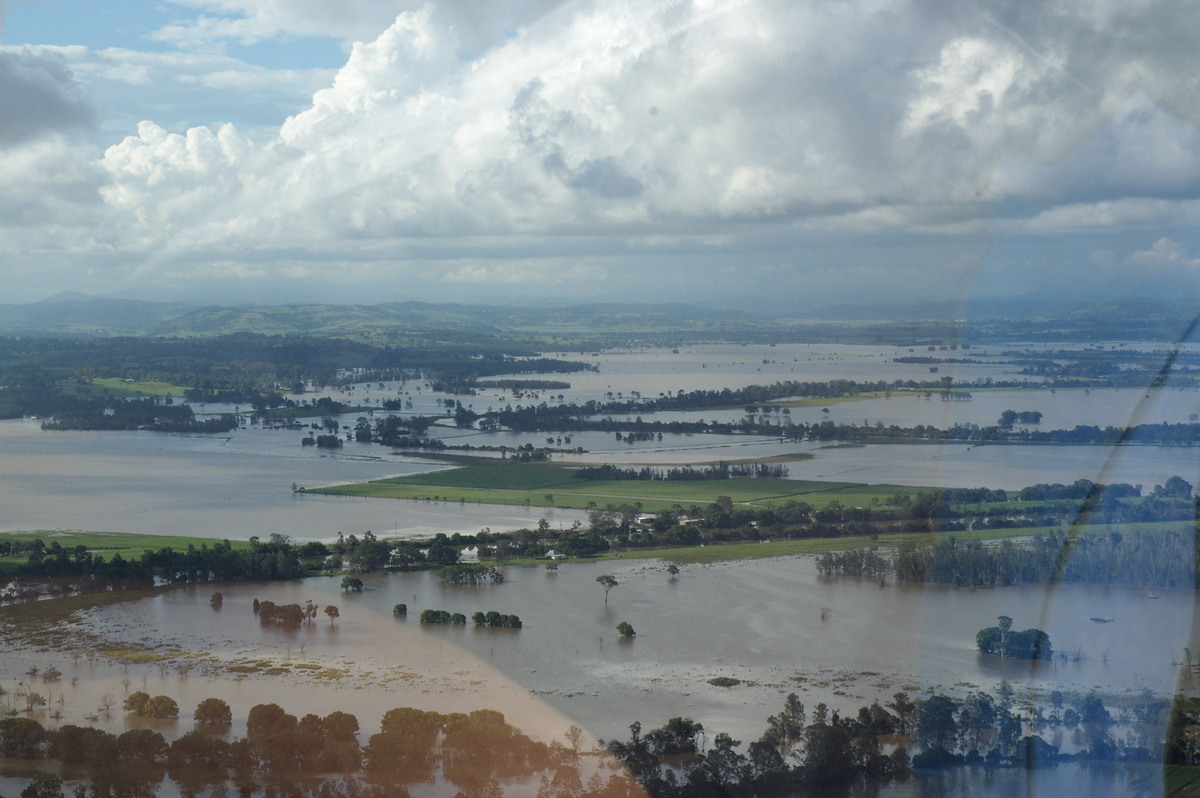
[59,377,190,398]
[311,462,931,512]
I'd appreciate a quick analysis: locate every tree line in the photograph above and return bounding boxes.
[7,681,1197,797]
[818,528,1200,589]
[573,462,790,481]
[8,472,1195,602]
[10,536,306,593]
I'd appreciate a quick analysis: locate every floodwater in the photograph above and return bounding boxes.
[0,419,585,539]
[877,762,1183,798]
[7,555,1196,749]
[3,342,1200,795]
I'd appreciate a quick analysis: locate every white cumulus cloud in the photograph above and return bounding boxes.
[7,0,1200,305]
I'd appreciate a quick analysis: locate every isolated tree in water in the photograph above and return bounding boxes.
[325,605,340,626]
[597,574,618,604]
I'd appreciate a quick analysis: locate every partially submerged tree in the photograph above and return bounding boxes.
[194,697,232,729]
[597,574,618,604]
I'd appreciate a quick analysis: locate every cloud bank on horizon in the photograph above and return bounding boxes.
[2,0,1199,308]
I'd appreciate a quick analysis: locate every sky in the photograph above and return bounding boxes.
[2,0,1200,310]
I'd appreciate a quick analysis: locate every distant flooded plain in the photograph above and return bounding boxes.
[2,342,1199,794]
[4,343,1199,541]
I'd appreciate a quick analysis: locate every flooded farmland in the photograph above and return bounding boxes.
[2,341,1199,795]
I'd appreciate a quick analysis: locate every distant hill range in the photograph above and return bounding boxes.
[0,293,1193,342]
[0,294,763,338]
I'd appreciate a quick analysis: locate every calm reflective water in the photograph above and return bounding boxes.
[876,762,1181,798]
[0,419,584,539]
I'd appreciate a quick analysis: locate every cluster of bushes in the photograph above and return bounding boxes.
[575,461,789,481]
[419,609,467,624]
[301,433,343,448]
[976,617,1054,660]
[418,608,522,628]
[438,564,504,585]
[471,611,522,628]
[253,598,317,627]
[122,691,179,719]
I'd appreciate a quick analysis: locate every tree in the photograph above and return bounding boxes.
[123,691,150,714]
[645,717,703,754]
[144,695,179,718]
[167,729,232,770]
[617,621,636,638]
[116,728,168,764]
[761,693,806,748]
[247,703,297,737]
[565,725,585,756]
[322,710,360,742]
[325,604,340,625]
[886,692,918,734]
[803,723,856,786]
[1,717,48,759]
[19,774,63,798]
[977,619,1052,660]
[997,614,1013,635]
[597,574,618,604]
[666,563,680,577]
[194,697,232,728]
[23,691,47,713]
[340,576,364,592]
[915,694,958,753]
[392,603,407,615]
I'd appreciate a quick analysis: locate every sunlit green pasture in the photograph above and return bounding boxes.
[59,377,190,398]
[310,463,920,512]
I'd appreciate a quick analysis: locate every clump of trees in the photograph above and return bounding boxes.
[998,409,1043,428]
[123,691,179,718]
[253,598,321,627]
[419,609,467,624]
[575,461,790,481]
[439,564,504,585]
[822,527,1200,590]
[471,611,523,628]
[193,697,232,728]
[301,433,343,448]
[976,616,1053,660]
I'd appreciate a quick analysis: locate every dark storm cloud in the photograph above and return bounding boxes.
[0,48,94,147]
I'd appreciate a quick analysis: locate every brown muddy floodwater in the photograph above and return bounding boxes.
[5,555,1198,751]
